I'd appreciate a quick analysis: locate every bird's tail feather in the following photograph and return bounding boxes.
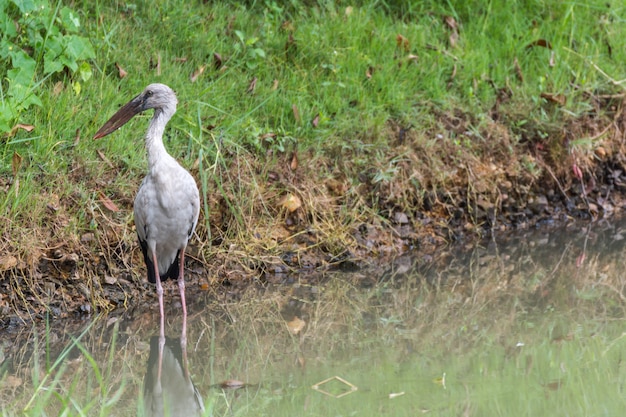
[139,238,181,282]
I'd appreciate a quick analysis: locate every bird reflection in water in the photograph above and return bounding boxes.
[143,336,204,417]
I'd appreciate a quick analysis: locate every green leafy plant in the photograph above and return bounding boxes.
[0,0,95,134]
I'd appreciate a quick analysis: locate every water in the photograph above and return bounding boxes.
[1,219,626,416]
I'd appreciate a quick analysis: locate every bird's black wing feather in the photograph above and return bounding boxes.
[138,235,180,282]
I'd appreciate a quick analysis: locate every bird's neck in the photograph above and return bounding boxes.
[145,109,173,169]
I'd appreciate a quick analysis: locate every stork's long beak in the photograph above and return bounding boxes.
[93,93,145,139]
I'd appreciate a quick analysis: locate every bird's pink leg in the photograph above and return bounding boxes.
[152,252,166,382]
[178,247,188,345]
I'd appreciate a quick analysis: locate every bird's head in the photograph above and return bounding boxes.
[94,83,178,139]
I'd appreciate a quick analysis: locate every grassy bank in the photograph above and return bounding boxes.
[2,0,626,319]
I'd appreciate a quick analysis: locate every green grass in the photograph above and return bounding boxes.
[2,0,626,314]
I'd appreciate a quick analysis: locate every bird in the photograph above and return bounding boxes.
[143,336,204,417]
[94,84,200,341]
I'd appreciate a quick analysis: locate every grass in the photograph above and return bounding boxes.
[2,0,626,316]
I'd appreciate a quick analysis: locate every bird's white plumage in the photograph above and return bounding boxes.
[135,154,199,277]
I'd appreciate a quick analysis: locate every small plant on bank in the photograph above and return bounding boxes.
[0,0,94,134]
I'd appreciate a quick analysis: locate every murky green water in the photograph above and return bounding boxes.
[2,219,626,416]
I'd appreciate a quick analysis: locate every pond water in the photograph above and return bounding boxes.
[1,218,626,416]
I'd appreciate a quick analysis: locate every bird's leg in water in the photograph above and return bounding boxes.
[153,252,166,340]
[178,247,188,345]
[152,252,166,383]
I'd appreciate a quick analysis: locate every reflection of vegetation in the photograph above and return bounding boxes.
[2,219,625,415]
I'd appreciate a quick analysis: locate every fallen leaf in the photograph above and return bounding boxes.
[0,255,18,272]
[98,191,120,212]
[260,132,277,141]
[311,113,320,127]
[220,380,246,390]
[526,39,552,49]
[444,15,458,30]
[292,104,301,124]
[290,151,298,171]
[449,30,458,48]
[541,92,566,106]
[396,34,410,51]
[156,53,162,75]
[74,128,81,146]
[272,79,279,90]
[549,50,555,67]
[345,6,353,17]
[389,392,405,399]
[53,81,64,96]
[213,52,223,69]
[115,62,128,78]
[173,57,188,63]
[279,193,301,212]
[7,124,35,137]
[190,65,206,82]
[407,54,419,62]
[286,316,306,335]
[365,65,374,79]
[12,152,22,176]
[247,77,257,94]
[104,274,117,285]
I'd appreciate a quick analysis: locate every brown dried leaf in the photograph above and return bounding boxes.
[272,79,279,90]
[53,81,64,96]
[11,152,22,176]
[396,34,409,51]
[444,15,458,30]
[365,65,374,79]
[9,124,35,138]
[190,65,206,82]
[98,191,120,212]
[286,316,306,335]
[311,113,320,127]
[449,30,458,48]
[549,50,555,67]
[247,77,257,94]
[260,132,277,141]
[540,92,566,106]
[279,193,301,212]
[213,52,223,70]
[115,62,128,78]
[526,39,552,49]
[290,151,298,171]
[74,128,81,146]
[0,255,18,272]
[220,380,245,390]
[156,53,162,76]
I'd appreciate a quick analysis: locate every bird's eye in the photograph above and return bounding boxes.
[146,90,153,97]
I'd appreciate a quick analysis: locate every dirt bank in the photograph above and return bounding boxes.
[2,96,626,327]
